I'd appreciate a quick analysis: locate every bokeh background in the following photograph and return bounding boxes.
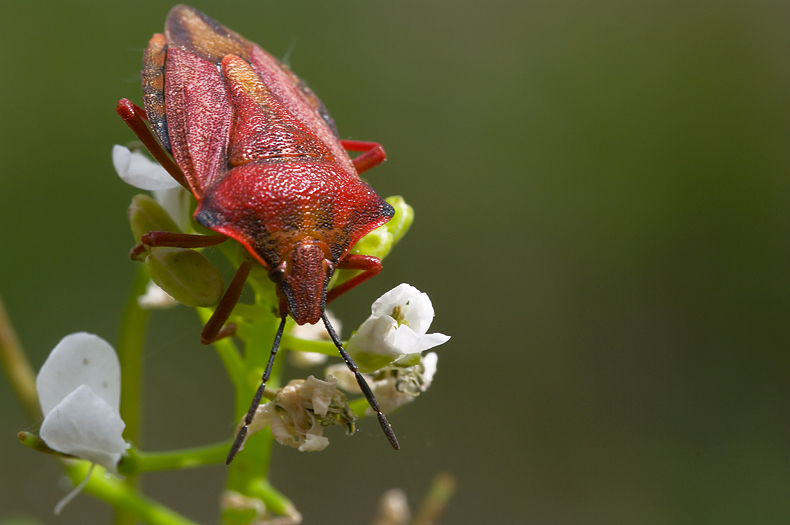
[2,1,789,523]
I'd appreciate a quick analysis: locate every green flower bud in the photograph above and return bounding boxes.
[331,196,414,292]
[351,196,414,260]
[383,195,414,246]
[391,352,422,368]
[128,194,181,244]
[146,248,224,307]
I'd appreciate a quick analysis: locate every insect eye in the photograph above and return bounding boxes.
[268,262,287,284]
[324,260,335,278]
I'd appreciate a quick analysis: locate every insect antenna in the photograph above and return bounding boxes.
[321,312,400,450]
[226,315,288,465]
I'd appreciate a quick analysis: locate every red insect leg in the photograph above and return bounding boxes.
[340,140,387,175]
[201,261,252,344]
[116,99,189,190]
[326,254,383,304]
[129,231,228,261]
[127,231,249,343]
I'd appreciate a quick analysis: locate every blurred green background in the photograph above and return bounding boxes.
[2,1,789,523]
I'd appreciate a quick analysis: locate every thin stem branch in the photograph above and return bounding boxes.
[118,265,151,448]
[411,473,456,525]
[281,334,343,356]
[115,265,152,525]
[0,293,42,422]
[119,440,234,474]
[65,461,202,525]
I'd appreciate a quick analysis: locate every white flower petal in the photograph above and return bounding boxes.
[401,291,435,335]
[152,186,192,232]
[391,325,450,354]
[370,283,419,318]
[39,385,126,473]
[112,145,180,191]
[137,279,179,309]
[350,315,400,357]
[369,284,434,333]
[305,375,338,418]
[421,352,438,390]
[37,333,120,415]
[298,426,329,452]
[325,364,359,393]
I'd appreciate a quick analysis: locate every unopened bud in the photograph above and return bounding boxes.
[351,196,413,261]
[128,194,181,245]
[146,248,223,307]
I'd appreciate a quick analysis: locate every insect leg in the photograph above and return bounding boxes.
[116,98,190,190]
[201,261,252,344]
[322,312,399,450]
[340,140,387,175]
[226,314,288,464]
[130,232,228,260]
[326,254,383,304]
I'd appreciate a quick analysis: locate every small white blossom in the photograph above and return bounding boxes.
[36,333,126,473]
[245,376,355,452]
[137,279,179,309]
[347,284,449,372]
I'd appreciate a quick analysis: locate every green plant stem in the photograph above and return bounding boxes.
[119,441,233,474]
[115,265,152,525]
[248,479,298,519]
[281,333,343,356]
[411,472,457,525]
[64,461,201,525]
[0,293,42,422]
[118,266,151,448]
[197,307,245,387]
[223,313,284,525]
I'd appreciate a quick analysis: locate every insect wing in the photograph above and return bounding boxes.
[164,5,355,178]
[164,46,234,196]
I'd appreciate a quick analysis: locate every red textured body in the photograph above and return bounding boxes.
[140,5,393,325]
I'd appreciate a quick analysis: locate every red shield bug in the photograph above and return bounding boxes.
[116,4,399,463]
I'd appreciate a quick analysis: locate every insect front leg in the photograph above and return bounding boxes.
[340,140,387,175]
[326,254,383,304]
[116,98,189,189]
[129,232,228,261]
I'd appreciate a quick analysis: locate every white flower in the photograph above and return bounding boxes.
[347,284,449,372]
[112,145,192,232]
[245,376,355,452]
[36,333,126,473]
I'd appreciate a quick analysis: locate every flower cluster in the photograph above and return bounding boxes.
[245,375,355,452]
